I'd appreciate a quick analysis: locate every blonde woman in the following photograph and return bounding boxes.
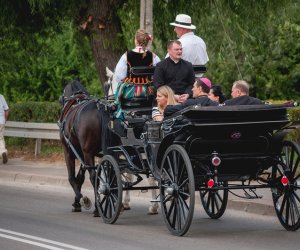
[152,86,177,122]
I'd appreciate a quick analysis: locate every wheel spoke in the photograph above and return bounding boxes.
[167,156,175,180]
[289,147,295,171]
[162,167,173,182]
[211,193,215,214]
[285,195,290,225]
[178,177,189,189]
[279,191,288,216]
[289,196,296,225]
[171,201,177,228]
[216,191,223,204]
[292,158,300,177]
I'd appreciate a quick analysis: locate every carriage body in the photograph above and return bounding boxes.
[95,66,300,236]
[156,105,290,182]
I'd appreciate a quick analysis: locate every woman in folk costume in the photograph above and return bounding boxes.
[114,29,160,118]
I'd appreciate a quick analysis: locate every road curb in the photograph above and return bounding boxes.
[0,171,69,187]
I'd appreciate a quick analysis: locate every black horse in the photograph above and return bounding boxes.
[59,80,118,216]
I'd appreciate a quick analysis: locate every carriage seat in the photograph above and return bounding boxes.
[121,96,154,109]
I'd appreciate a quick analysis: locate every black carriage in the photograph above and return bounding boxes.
[95,68,300,236]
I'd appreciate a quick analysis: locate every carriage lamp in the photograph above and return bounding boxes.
[281,176,289,186]
[207,179,215,188]
[211,155,221,167]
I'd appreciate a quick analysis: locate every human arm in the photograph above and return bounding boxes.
[152,106,163,122]
[114,53,127,83]
[152,53,161,66]
[4,110,9,121]
[164,104,184,117]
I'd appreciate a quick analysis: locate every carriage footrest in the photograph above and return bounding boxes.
[84,166,97,170]
[150,199,160,202]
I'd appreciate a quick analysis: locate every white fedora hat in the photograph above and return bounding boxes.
[170,14,196,30]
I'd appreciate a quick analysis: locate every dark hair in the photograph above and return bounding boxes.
[167,40,182,49]
[195,78,210,94]
[211,85,226,103]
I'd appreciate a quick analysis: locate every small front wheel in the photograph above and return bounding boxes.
[159,144,195,236]
[200,181,228,219]
[95,155,122,224]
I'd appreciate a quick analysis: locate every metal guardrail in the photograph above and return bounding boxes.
[4,121,60,157]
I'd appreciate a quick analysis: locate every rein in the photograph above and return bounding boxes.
[58,94,95,169]
[59,93,90,123]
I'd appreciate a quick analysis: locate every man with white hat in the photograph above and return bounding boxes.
[170,14,209,76]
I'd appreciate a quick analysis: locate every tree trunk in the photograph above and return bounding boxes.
[82,0,125,89]
[140,0,153,50]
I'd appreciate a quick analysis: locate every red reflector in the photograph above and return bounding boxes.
[281,176,289,186]
[207,179,214,188]
[212,156,221,166]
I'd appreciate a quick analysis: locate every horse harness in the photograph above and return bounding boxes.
[58,94,97,170]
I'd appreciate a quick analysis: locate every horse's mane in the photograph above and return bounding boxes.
[64,80,90,98]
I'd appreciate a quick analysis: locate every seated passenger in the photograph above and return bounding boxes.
[114,29,160,118]
[152,86,177,122]
[208,85,226,104]
[224,80,265,105]
[164,77,218,116]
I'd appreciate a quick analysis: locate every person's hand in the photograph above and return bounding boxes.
[178,94,189,103]
[174,94,180,102]
[153,114,163,122]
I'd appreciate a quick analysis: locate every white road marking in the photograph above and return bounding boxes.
[0,228,89,250]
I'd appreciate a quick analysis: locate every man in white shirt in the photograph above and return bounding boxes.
[170,14,209,77]
[0,94,9,164]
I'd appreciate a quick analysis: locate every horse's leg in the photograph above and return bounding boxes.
[148,176,159,215]
[122,173,132,210]
[63,149,82,212]
[83,153,100,217]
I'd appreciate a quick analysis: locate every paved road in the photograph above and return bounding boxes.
[0,181,299,250]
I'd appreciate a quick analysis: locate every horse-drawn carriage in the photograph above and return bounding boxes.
[59,67,300,236]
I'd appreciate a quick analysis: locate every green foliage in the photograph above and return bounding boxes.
[9,102,61,122]
[0,1,101,102]
[288,107,300,122]
[0,0,299,104]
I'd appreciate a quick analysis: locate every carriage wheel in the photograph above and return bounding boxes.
[200,181,228,219]
[95,155,123,224]
[159,144,195,236]
[272,140,300,231]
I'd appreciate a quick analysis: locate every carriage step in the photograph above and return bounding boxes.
[84,166,97,170]
[150,199,160,202]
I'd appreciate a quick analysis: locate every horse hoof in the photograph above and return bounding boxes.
[93,210,100,217]
[72,207,82,212]
[81,196,92,210]
[148,207,158,215]
[122,203,131,210]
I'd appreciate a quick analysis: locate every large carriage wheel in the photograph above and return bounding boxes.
[200,181,228,219]
[95,155,123,224]
[159,144,195,236]
[272,140,300,231]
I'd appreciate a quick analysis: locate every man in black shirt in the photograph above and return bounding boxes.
[153,40,194,103]
[224,80,265,105]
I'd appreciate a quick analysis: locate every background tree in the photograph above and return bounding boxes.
[0,0,299,102]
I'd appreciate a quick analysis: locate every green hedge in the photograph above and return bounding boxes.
[9,102,61,122]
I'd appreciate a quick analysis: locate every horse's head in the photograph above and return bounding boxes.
[60,80,90,106]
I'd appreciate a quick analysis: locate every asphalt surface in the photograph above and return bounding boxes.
[0,158,276,217]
